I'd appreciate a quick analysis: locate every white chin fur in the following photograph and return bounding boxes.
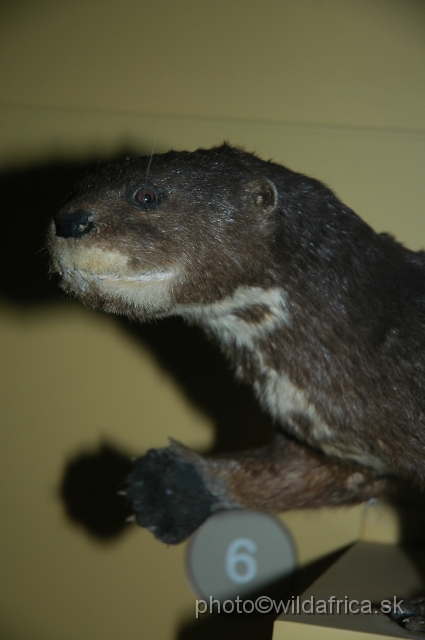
[61,268,177,315]
[60,268,176,284]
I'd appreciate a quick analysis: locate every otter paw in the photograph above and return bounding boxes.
[127,447,218,544]
[391,598,425,632]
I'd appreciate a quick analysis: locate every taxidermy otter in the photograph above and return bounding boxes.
[49,144,425,629]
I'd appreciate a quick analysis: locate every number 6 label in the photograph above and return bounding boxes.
[187,511,296,601]
[225,537,258,584]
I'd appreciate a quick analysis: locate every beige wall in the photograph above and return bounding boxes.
[0,2,424,639]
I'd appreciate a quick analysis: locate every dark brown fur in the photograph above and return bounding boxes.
[48,144,425,541]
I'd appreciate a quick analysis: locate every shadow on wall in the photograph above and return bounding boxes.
[1,157,118,304]
[1,155,274,536]
[60,441,134,539]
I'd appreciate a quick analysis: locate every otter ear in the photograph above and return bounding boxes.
[243,178,278,215]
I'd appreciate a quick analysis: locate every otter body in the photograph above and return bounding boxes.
[49,144,425,545]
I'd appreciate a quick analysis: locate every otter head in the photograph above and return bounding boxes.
[48,144,279,321]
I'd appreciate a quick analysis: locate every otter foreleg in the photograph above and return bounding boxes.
[127,433,387,544]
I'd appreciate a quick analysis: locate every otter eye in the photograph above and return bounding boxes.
[127,184,160,210]
[134,187,157,207]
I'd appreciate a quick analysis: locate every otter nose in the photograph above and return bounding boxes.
[54,210,94,239]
